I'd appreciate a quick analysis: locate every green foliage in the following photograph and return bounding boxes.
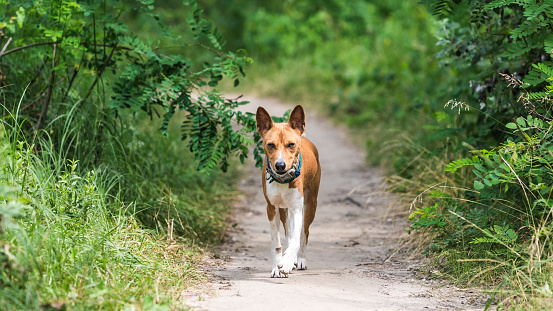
[408,204,447,233]
[403,4,553,305]
[217,0,451,172]
[409,64,553,308]
[116,114,240,242]
[412,98,553,251]
[445,155,482,173]
[0,97,238,309]
[0,124,30,233]
[470,225,518,247]
[0,0,258,172]
[422,0,553,146]
[0,1,291,308]
[468,117,553,216]
[419,0,462,17]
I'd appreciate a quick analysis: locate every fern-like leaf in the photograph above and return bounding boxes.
[502,33,545,59]
[510,15,548,39]
[544,33,553,55]
[419,0,461,17]
[524,61,553,86]
[523,2,549,19]
[446,156,483,173]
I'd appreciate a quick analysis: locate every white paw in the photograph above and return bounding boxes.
[271,268,288,278]
[296,257,307,270]
[278,254,297,275]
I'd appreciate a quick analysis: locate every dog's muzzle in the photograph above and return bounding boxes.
[266,153,302,184]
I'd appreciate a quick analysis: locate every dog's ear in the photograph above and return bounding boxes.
[288,105,305,135]
[256,106,274,136]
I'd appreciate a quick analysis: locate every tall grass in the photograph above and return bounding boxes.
[0,93,239,309]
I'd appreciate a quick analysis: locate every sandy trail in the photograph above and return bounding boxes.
[191,96,486,311]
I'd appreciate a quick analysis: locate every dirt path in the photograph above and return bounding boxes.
[189,96,487,311]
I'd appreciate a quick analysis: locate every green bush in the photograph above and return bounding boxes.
[1,0,257,172]
[406,1,553,306]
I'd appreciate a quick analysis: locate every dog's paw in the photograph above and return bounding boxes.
[296,257,307,270]
[271,268,288,278]
[278,255,297,275]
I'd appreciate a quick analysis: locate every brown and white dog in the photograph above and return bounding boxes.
[256,105,321,278]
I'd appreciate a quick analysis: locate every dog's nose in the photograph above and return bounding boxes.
[275,161,286,172]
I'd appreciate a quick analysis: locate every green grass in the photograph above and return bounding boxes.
[0,96,239,310]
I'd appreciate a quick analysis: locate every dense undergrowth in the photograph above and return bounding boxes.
[1,1,248,309]
[0,95,238,309]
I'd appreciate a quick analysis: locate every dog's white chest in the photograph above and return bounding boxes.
[266,180,303,209]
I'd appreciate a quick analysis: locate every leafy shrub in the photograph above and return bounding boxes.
[412,113,552,242]
[420,0,553,144]
[1,0,258,172]
[405,3,553,305]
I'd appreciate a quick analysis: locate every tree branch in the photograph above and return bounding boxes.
[0,41,131,60]
[62,67,79,102]
[0,37,13,55]
[0,41,56,59]
[35,43,57,132]
[27,56,49,87]
[83,42,118,101]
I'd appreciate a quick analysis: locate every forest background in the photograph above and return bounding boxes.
[1,0,553,309]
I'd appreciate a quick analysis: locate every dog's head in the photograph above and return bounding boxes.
[256,105,305,174]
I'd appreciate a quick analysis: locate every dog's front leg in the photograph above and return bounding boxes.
[269,206,285,278]
[279,201,303,275]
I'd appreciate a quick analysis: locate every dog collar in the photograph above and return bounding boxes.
[266,153,302,184]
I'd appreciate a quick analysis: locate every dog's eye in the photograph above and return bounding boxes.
[288,143,295,148]
[267,143,276,149]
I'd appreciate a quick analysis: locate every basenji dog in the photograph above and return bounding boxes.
[256,105,321,278]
